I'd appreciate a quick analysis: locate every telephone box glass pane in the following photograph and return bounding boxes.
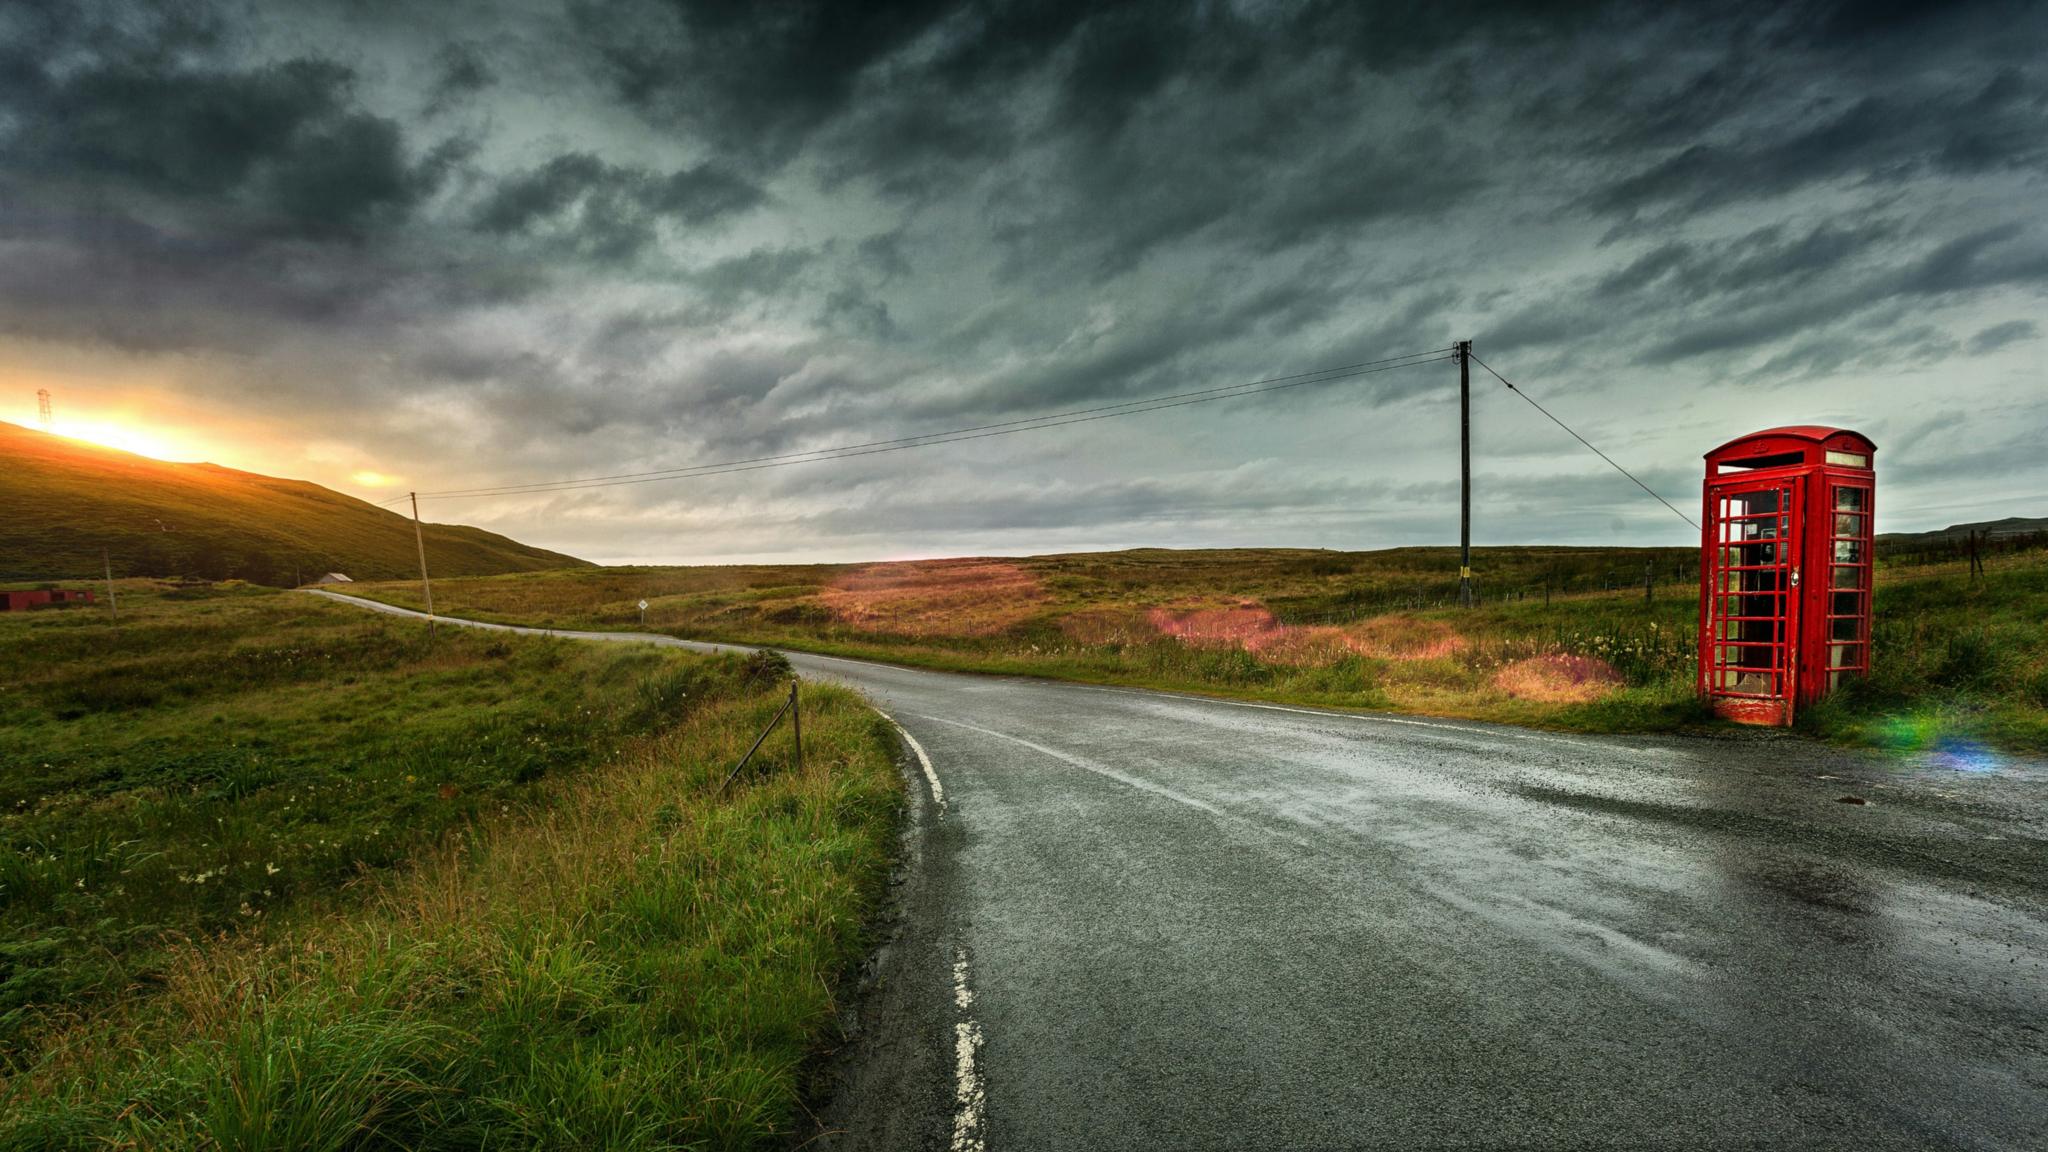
[1831,616,1861,640]
[1829,644,1863,668]
[1831,566,1861,588]
[1835,488,1867,511]
[1831,591,1862,616]
[1833,539,1865,563]
[1706,481,1798,705]
[1834,513,1864,536]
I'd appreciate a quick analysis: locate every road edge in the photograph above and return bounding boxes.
[792,714,962,1152]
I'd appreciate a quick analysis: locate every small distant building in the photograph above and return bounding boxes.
[312,572,354,585]
[1,589,95,611]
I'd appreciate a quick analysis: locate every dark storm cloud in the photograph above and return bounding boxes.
[3,0,2045,558]
[0,0,490,363]
[1482,212,2048,371]
[426,42,493,114]
[1966,320,2038,355]
[472,152,762,260]
[702,246,814,291]
[1588,71,2048,222]
[5,44,445,239]
[578,0,964,163]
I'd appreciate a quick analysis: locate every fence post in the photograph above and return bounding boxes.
[717,684,797,795]
[790,680,803,773]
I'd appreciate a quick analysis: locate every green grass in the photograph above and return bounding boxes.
[337,545,2048,754]
[0,420,587,584]
[1,585,902,1149]
[1800,557,2048,753]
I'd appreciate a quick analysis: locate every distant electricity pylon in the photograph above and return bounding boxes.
[36,389,52,430]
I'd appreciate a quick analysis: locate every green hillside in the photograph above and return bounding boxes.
[0,421,587,584]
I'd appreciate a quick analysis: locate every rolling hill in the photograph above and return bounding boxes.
[0,421,588,584]
[1878,515,2048,543]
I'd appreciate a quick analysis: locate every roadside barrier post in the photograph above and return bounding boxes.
[716,678,803,795]
[790,680,803,773]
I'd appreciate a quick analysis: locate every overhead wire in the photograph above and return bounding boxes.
[1467,352,1700,531]
[396,347,1455,503]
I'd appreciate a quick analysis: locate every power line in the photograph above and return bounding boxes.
[1467,352,1700,531]
[396,348,1455,503]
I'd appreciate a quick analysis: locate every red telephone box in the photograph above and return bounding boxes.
[1698,426,1876,725]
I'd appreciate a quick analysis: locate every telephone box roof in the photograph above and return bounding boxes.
[1705,426,1875,460]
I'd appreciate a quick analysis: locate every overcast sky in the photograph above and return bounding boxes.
[2,0,2043,564]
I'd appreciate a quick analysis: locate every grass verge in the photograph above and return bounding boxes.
[2,586,903,1149]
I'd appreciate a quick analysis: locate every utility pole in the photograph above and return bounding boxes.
[1457,339,1473,609]
[103,547,117,620]
[37,389,53,431]
[410,491,435,625]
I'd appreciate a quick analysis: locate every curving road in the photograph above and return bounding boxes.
[305,590,2048,1151]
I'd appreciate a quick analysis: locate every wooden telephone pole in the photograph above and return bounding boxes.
[1457,339,1473,608]
[410,492,435,625]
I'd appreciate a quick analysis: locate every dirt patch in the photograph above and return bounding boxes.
[818,560,1046,636]
[1492,654,1623,703]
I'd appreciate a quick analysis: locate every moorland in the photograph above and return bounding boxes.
[338,538,2048,755]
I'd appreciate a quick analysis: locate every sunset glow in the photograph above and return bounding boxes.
[352,470,396,488]
[47,419,202,464]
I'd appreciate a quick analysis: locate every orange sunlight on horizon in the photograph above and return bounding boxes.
[40,417,207,464]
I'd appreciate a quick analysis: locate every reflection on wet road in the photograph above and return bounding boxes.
[841,669,2044,1151]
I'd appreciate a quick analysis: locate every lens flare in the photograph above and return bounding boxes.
[1928,737,2002,774]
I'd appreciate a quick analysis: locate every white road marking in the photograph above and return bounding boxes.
[874,708,978,1147]
[950,947,986,1152]
[875,709,946,816]
[911,712,1230,819]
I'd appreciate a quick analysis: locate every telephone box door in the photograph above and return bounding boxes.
[1703,475,1804,724]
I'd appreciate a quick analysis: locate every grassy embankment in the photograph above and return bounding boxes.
[340,544,2048,754]
[1,583,899,1147]
[0,420,588,584]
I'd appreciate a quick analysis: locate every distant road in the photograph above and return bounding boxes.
[305,589,2048,1151]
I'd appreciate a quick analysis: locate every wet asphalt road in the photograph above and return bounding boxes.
[306,592,2048,1150]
